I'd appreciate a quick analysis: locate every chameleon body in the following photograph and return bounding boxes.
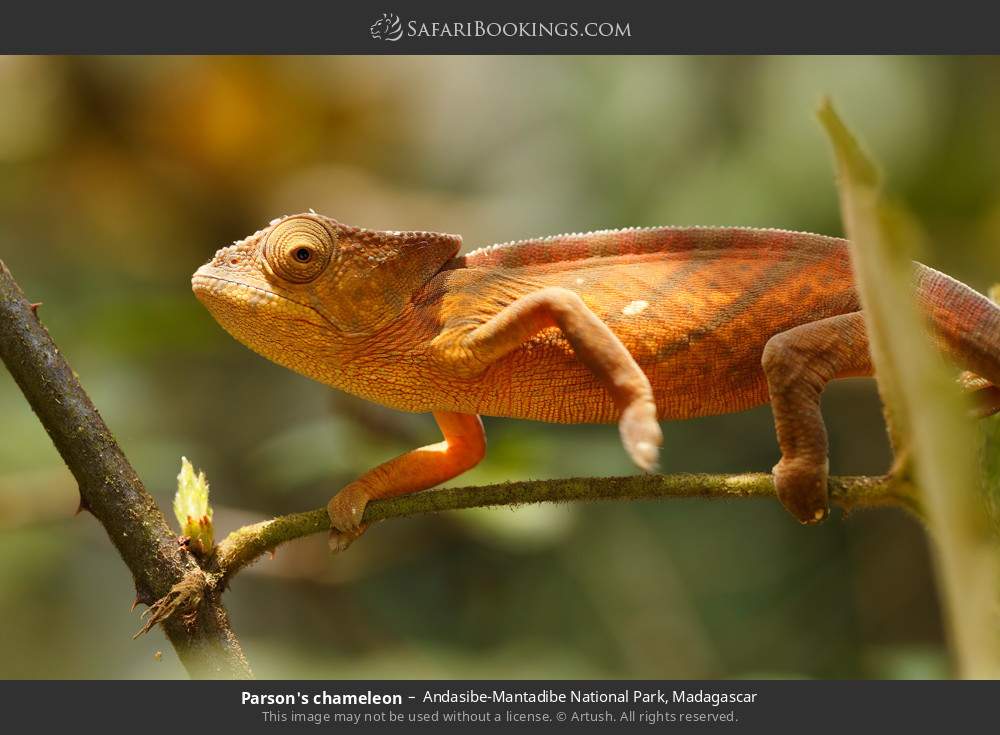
[192,213,1000,549]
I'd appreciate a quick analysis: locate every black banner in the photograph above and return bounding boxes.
[2,0,1000,53]
[1,680,997,732]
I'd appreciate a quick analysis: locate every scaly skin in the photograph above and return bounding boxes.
[192,213,1000,548]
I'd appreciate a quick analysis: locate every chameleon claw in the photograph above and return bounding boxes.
[328,525,368,553]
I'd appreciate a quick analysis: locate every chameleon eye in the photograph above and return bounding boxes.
[264,217,333,283]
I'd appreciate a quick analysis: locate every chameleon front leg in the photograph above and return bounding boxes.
[432,286,662,470]
[761,312,872,524]
[327,411,485,551]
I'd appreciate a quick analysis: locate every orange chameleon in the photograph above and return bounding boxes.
[192,214,1000,550]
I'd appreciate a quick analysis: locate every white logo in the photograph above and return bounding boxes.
[370,12,403,41]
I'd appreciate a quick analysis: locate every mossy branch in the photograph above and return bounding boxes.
[0,261,252,680]
[212,472,917,578]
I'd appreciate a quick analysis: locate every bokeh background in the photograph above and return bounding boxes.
[1,56,999,679]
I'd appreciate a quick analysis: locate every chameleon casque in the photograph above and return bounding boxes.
[192,213,1000,550]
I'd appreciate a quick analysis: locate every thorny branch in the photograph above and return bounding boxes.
[0,261,252,679]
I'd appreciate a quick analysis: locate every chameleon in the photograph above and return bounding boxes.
[192,213,1000,550]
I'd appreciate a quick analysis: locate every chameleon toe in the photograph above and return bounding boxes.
[328,526,367,553]
[327,483,371,532]
[772,458,830,524]
[618,400,663,472]
[630,440,661,473]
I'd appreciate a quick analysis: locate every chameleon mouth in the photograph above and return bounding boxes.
[191,271,337,331]
[192,272,284,307]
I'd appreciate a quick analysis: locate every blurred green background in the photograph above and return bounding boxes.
[1,56,999,679]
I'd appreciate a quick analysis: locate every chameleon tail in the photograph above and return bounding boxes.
[914,263,1000,413]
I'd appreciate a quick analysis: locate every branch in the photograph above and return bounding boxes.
[213,472,917,578]
[0,261,252,679]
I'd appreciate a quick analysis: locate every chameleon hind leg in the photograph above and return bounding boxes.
[431,286,662,470]
[762,312,873,524]
[327,411,485,551]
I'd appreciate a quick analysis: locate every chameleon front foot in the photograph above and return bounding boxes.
[618,399,662,472]
[325,412,485,552]
[327,482,371,552]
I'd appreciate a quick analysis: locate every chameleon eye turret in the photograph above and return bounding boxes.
[263,216,334,284]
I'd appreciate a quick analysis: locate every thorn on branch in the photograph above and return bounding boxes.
[131,580,157,613]
[133,570,209,639]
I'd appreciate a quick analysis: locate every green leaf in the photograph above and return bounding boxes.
[818,98,1000,678]
[173,456,214,555]
[981,285,1000,533]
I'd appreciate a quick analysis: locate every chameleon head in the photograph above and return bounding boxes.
[192,212,462,386]
[192,213,348,381]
